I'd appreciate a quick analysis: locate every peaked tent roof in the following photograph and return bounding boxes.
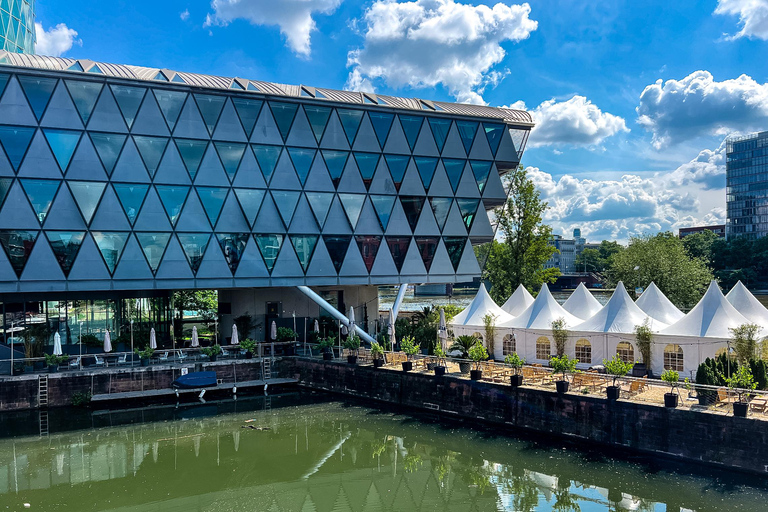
[726,281,768,328]
[450,283,513,327]
[500,284,580,329]
[635,282,685,325]
[662,281,751,338]
[574,282,665,333]
[500,284,535,317]
[562,283,603,320]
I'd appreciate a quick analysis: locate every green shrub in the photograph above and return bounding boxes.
[318,336,336,351]
[468,341,488,370]
[661,369,680,390]
[505,353,525,375]
[71,391,92,407]
[603,354,634,386]
[134,346,155,359]
[200,344,222,358]
[45,354,68,366]
[344,334,361,353]
[276,327,298,343]
[449,335,479,359]
[726,365,757,402]
[370,341,384,360]
[400,335,420,357]
[550,354,578,380]
[240,338,256,354]
[80,334,101,348]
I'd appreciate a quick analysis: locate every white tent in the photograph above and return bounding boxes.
[635,282,685,325]
[501,284,580,329]
[449,283,513,330]
[662,281,751,338]
[500,284,534,317]
[574,282,664,333]
[562,283,603,320]
[726,280,768,327]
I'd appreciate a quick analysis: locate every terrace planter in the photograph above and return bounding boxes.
[434,365,446,377]
[347,355,357,365]
[426,362,436,371]
[459,362,471,374]
[470,369,482,381]
[372,358,384,368]
[510,374,523,388]
[664,393,678,408]
[140,357,150,367]
[322,352,333,361]
[209,354,217,362]
[555,380,569,394]
[48,365,59,373]
[733,401,749,417]
[606,385,620,400]
[402,361,413,372]
[698,391,715,406]
[245,352,253,359]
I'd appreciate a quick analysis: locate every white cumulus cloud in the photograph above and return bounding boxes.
[636,70,768,148]
[34,23,79,57]
[715,0,768,40]
[180,9,190,21]
[205,0,342,57]
[345,0,537,104]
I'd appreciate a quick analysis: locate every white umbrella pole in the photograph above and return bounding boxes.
[79,322,83,370]
[130,319,134,367]
[9,321,13,376]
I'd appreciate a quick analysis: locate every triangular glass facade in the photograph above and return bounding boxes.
[353,152,379,189]
[268,102,299,142]
[321,150,349,189]
[43,129,81,172]
[153,89,187,131]
[234,188,265,227]
[303,105,331,143]
[399,115,423,152]
[18,75,57,120]
[414,156,438,189]
[429,197,452,232]
[290,235,318,272]
[355,235,381,272]
[175,139,208,181]
[252,144,282,184]
[194,94,226,135]
[156,185,190,226]
[46,231,86,276]
[370,195,395,231]
[428,118,451,153]
[196,187,228,226]
[456,198,481,230]
[306,191,334,227]
[113,184,148,225]
[483,123,504,156]
[338,193,365,229]
[92,231,128,275]
[89,133,127,176]
[0,74,9,96]
[216,233,249,274]
[337,109,364,146]
[64,80,103,126]
[0,178,12,209]
[0,230,38,277]
[384,154,409,191]
[470,160,492,193]
[323,235,351,273]
[400,196,425,232]
[456,121,478,154]
[254,233,283,273]
[287,147,316,186]
[443,237,466,271]
[110,85,146,129]
[177,233,211,274]
[134,136,169,177]
[0,125,35,171]
[69,181,106,224]
[415,236,438,272]
[368,112,393,148]
[271,190,301,228]
[213,141,246,182]
[136,232,171,274]
[20,179,59,224]
[231,98,263,138]
[386,236,410,272]
[442,158,464,193]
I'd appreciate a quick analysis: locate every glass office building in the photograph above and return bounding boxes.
[726,131,768,239]
[0,0,35,54]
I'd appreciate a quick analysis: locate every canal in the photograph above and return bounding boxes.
[0,393,765,511]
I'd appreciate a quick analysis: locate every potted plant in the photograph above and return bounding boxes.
[370,341,385,368]
[661,369,680,408]
[12,362,25,376]
[505,353,525,388]
[400,336,420,371]
[449,335,479,374]
[134,346,155,366]
[318,336,336,360]
[433,345,447,376]
[603,354,634,400]
[550,354,578,394]
[468,341,488,381]
[45,354,68,373]
[726,365,757,417]
[240,338,256,359]
[200,344,221,362]
[344,334,361,364]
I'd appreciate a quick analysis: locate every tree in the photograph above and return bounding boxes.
[730,323,761,364]
[482,166,559,303]
[171,290,218,322]
[634,320,653,366]
[681,229,719,262]
[574,240,624,273]
[606,232,713,309]
[551,318,569,357]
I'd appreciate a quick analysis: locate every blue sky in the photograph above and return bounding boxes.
[34,0,768,242]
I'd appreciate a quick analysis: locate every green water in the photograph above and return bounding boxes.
[0,393,765,511]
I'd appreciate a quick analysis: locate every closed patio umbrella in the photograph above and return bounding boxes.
[438,308,447,342]
[103,331,112,353]
[270,321,277,341]
[191,326,199,347]
[388,307,396,350]
[348,306,355,335]
[149,328,157,349]
[53,332,62,356]
[314,319,319,333]
[231,324,239,345]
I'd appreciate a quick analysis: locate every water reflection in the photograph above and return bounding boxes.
[0,395,763,511]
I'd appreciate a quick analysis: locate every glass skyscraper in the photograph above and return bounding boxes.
[726,131,768,239]
[0,0,35,54]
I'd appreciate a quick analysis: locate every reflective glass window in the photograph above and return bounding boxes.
[177,233,211,274]
[456,198,480,230]
[136,232,171,273]
[321,150,349,188]
[290,235,318,272]
[174,138,208,181]
[64,80,102,125]
[337,109,364,146]
[17,75,57,120]
[20,179,59,224]
[46,231,85,276]
[155,185,190,226]
[113,183,148,225]
[429,197,452,231]
[428,118,451,153]
[305,191,334,227]
[153,89,187,130]
[483,123,505,155]
[386,236,410,272]
[271,190,301,228]
[0,229,38,276]
[193,93,226,134]
[384,154,409,191]
[370,195,396,231]
[0,178,11,208]
[89,133,126,176]
[338,193,365,228]
[415,236,439,271]
[414,156,438,189]
[68,181,106,224]
[91,231,128,275]
[470,160,492,193]
[400,196,425,232]
[233,188,265,227]
[110,85,146,129]
[442,158,465,193]
[355,235,381,272]
[213,141,246,182]
[197,187,228,226]
[456,120,478,154]
[287,147,317,185]
[88,64,104,75]
[443,237,466,271]
[231,98,263,138]
[323,235,351,273]
[0,125,35,170]
[399,115,423,151]
[368,112,394,148]
[252,144,282,184]
[268,102,299,142]
[303,105,331,143]
[0,74,9,96]
[353,152,379,189]
[216,233,249,274]
[43,129,81,171]
[254,234,283,273]
[133,136,169,177]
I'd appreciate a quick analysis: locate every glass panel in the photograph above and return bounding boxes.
[399,196,424,232]
[17,75,57,120]
[252,144,282,184]
[233,188,265,227]
[113,183,148,225]
[368,112,394,148]
[110,85,146,129]
[442,158,465,193]
[64,80,102,125]
[321,150,349,188]
[89,133,126,176]
[303,105,331,143]
[0,74,7,98]
[399,115,423,151]
[429,197,452,231]
[290,235,318,272]
[153,89,187,131]
[429,118,451,153]
[133,136,169,177]
[87,64,103,75]
[415,236,439,271]
[443,236,466,271]
[216,233,249,274]
[91,231,128,275]
[370,195,396,231]
[305,191,334,227]
[136,232,171,273]
[353,152,379,189]
[0,229,38,276]
[196,187,228,226]
[456,121,478,154]
[323,235,351,273]
[457,198,481,230]
[509,128,529,157]
[20,179,59,224]
[174,138,208,181]
[287,147,316,186]
[43,129,81,171]
[155,185,190,226]
[483,123,504,156]
[254,234,283,273]
[470,160,492,193]
[231,97,263,138]
[46,231,85,276]
[171,73,185,83]
[338,193,365,229]
[213,141,246,182]
[177,233,211,274]
[355,235,381,272]
[271,190,301,228]
[474,240,492,270]
[384,154,409,191]
[0,177,11,209]
[68,181,106,224]
[386,236,410,272]
[337,109,364,146]
[268,102,299,142]
[0,125,35,170]
[193,93,226,135]
[414,156,438,189]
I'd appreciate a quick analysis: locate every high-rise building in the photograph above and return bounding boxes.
[544,228,586,274]
[0,0,36,54]
[726,131,768,239]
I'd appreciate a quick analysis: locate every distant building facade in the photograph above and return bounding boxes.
[545,228,586,274]
[726,131,768,239]
[0,0,35,54]
[678,225,725,238]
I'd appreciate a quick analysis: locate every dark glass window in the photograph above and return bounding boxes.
[233,188,266,227]
[303,105,332,143]
[429,197,452,231]
[456,198,481,230]
[428,118,451,153]
[20,179,59,224]
[415,237,439,271]
[110,85,146,129]
[216,233,249,274]
[64,80,102,125]
[399,115,423,151]
[414,156,438,189]
[113,183,148,225]
[254,234,284,273]
[268,102,299,142]
[353,152,379,189]
[197,187,228,226]
[0,230,38,276]
[337,109,364,146]
[155,185,190,226]
[370,195,396,231]
[89,133,127,176]
[136,232,171,273]
[456,120,479,154]
[0,125,35,170]
[399,196,425,232]
[443,237,466,271]
[68,181,106,224]
[43,129,81,171]
[231,98,263,138]
[442,158,465,193]
[91,231,128,275]
[368,112,394,148]
[470,160,492,193]
[287,147,317,186]
[17,75,57,120]
[305,191,334,227]
[338,193,365,229]
[177,233,211,274]
[134,136,169,177]
[483,123,505,155]
[271,190,301,228]
[213,141,246,182]
[174,139,208,181]
[46,231,86,276]
[153,89,187,131]
[323,235,351,273]
[321,150,349,188]
[384,154,409,191]
[355,235,381,272]
[193,94,226,135]
[290,235,319,272]
[252,144,282,184]
[386,236,410,272]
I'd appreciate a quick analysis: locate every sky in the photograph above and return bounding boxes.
[32,0,768,243]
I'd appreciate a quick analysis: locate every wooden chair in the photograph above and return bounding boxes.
[715,388,736,407]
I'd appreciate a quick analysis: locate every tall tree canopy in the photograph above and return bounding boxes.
[574,240,624,273]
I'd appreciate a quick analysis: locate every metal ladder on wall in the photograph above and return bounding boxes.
[39,410,49,437]
[263,358,272,380]
[38,375,50,437]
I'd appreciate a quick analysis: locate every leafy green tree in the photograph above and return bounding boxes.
[681,229,719,262]
[730,323,761,364]
[574,240,624,273]
[172,290,218,322]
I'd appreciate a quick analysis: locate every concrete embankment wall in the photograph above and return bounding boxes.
[285,358,768,476]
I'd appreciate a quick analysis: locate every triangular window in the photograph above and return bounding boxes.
[177,233,211,274]
[428,118,451,153]
[470,160,492,193]
[353,152,379,190]
[155,185,190,226]
[153,89,187,131]
[194,94,226,135]
[64,80,102,125]
[287,147,317,186]
[443,237,466,271]
[67,62,84,72]
[429,197,452,232]
[399,115,423,152]
[0,178,12,210]
[271,190,301,228]
[386,236,410,272]
[320,149,349,188]
[229,80,244,90]
[303,105,331,144]
[89,133,126,176]
[290,235,318,272]
[91,231,128,275]
[46,231,86,276]
[133,135,169,177]
[300,87,314,98]
[113,184,148,225]
[363,95,377,105]
[0,74,7,98]
[355,235,381,272]
[87,64,103,75]
[323,235,351,273]
[171,73,186,83]
[43,128,81,172]
[110,85,146,130]
[0,230,38,277]
[370,195,396,231]
[174,139,208,181]
[414,156,438,189]
[368,112,393,148]
[456,120,478,154]
[254,234,283,273]
[314,90,327,99]
[415,237,439,271]
[0,125,35,171]
[196,187,228,226]
[213,141,246,182]
[231,98,263,138]
[17,75,57,120]
[20,179,59,224]
[384,154,409,191]
[251,144,282,184]
[135,232,171,274]
[337,109,364,146]
[399,196,425,232]
[69,181,106,225]
[483,123,505,156]
[442,158,464,193]
[233,188,265,227]
[268,102,299,142]
[216,233,249,274]
[153,71,168,82]
[305,191,334,227]
[247,82,260,92]
[456,198,481,230]
[338,193,365,229]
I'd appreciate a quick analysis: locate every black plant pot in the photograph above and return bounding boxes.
[664,392,678,408]
[434,365,446,377]
[698,391,715,406]
[245,352,253,359]
[402,361,412,372]
[426,362,436,371]
[606,385,620,400]
[209,354,217,362]
[323,352,333,361]
[141,358,149,367]
[347,355,358,365]
[48,365,58,373]
[459,362,471,374]
[373,358,384,368]
[733,401,749,417]
[470,369,482,381]
[556,380,569,394]
[510,374,523,388]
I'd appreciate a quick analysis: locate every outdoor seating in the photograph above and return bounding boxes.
[749,397,767,413]
[116,354,129,365]
[68,357,80,369]
[715,388,737,407]
[177,351,188,362]
[157,351,169,363]
[93,356,105,367]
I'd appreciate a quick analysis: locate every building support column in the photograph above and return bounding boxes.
[296,286,375,344]
[391,283,409,321]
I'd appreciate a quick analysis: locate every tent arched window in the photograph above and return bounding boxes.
[536,336,551,360]
[575,338,591,363]
[502,334,515,356]
[664,344,684,371]
[616,342,634,363]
